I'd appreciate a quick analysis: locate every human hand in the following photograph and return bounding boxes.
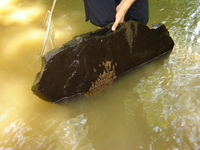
[111,4,126,31]
[111,0,135,31]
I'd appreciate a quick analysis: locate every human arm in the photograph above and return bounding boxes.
[111,0,136,31]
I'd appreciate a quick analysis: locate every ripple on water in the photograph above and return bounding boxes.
[0,114,93,149]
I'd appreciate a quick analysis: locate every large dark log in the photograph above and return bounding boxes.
[32,20,174,102]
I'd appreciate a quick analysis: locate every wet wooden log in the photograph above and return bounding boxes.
[32,20,174,102]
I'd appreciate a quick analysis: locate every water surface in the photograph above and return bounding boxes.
[0,0,200,149]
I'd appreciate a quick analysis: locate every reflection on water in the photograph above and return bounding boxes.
[1,113,92,149]
[0,0,200,149]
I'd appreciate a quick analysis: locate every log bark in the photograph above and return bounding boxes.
[32,20,174,102]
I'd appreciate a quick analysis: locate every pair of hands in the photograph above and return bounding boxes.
[111,0,135,31]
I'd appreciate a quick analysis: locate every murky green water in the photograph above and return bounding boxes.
[0,0,200,149]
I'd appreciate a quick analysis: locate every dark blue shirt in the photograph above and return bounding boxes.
[83,0,149,27]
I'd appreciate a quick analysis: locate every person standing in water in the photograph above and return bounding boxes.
[83,0,149,31]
